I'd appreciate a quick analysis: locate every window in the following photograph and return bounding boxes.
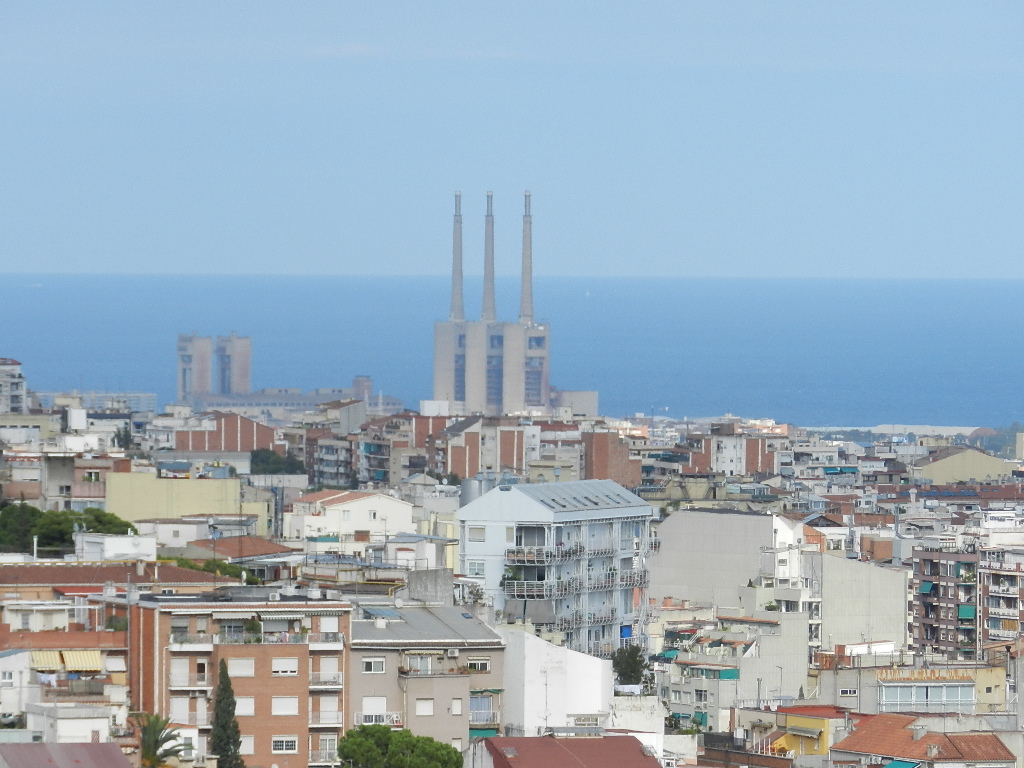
[452,738,463,752]
[272,657,299,676]
[20,613,30,630]
[839,688,858,697]
[58,485,71,495]
[239,736,255,755]
[506,527,515,543]
[528,336,546,350]
[468,527,486,542]
[235,697,255,716]
[342,510,351,521]
[362,657,385,673]
[407,655,431,674]
[671,690,681,702]
[467,561,485,577]
[695,690,708,703]
[272,737,298,753]
[466,657,490,673]
[172,530,180,538]
[83,471,101,482]
[226,658,255,677]
[451,698,463,716]
[415,698,434,716]
[489,335,504,349]
[0,671,12,687]
[271,697,299,716]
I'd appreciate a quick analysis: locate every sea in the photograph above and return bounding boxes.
[2,274,1022,429]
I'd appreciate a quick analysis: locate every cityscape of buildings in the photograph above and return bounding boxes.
[5,197,1024,768]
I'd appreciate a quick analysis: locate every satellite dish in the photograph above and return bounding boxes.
[394,598,404,609]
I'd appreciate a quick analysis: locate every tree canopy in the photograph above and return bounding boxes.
[250,448,305,475]
[0,504,136,553]
[338,725,462,768]
[611,644,651,686]
[135,712,184,768]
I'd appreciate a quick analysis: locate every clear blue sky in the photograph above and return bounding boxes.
[1,3,1022,278]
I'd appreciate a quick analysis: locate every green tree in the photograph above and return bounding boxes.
[0,503,43,552]
[338,725,461,768]
[611,644,650,686]
[31,508,137,551]
[113,425,134,450]
[135,712,184,768]
[250,449,305,475]
[210,659,244,768]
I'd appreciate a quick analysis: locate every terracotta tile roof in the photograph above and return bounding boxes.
[832,714,1014,763]
[295,489,377,505]
[0,742,132,768]
[485,735,661,768]
[189,535,298,558]
[0,563,233,587]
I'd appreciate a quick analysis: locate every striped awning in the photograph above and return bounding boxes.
[30,650,61,669]
[62,650,103,671]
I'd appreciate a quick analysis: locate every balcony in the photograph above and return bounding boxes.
[307,632,345,650]
[310,672,343,688]
[554,611,586,631]
[505,543,584,564]
[469,709,501,725]
[587,571,617,591]
[169,632,345,648]
[182,713,211,727]
[310,710,345,726]
[355,712,403,728]
[586,540,617,556]
[168,633,215,651]
[504,578,581,599]
[618,568,650,588]
[989,584,1019,597]
[987,605,1020,618]
[169,674,212,689]
[989,627,1018,640]
[398,668,468,678]
[310,750,340,764]
[588,642,617,658]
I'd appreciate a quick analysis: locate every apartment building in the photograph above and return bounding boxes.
[0,359,28,415]
[286,490,415,556]
[348,601,505,751]
[458,479,655,656]
[978,546,1024,644]
[98,585,352,768]
[911,543,979,659]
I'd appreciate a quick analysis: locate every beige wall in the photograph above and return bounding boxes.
[106,473,241,522]
[913,452,1013,484]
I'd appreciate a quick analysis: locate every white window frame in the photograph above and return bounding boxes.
[235,697,255,716]
[451,698,463,716]
[467,560,485,577]
[226,658,255,678]
[467,657,490,672]
[468,526,486,542]
[415,698,434,716]
[239,735,255,755]
[839,688,858,697]
[271,736,299,754]
[271,696,299,716]
[362,657,385,674]
[272,657,299,676]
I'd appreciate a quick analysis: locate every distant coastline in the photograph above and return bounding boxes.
[4,274,1023,428]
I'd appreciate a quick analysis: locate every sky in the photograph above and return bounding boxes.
[1,3,1023,278]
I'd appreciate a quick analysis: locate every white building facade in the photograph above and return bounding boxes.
[458,480,655,657]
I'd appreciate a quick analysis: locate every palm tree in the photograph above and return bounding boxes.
[135,712,185,768]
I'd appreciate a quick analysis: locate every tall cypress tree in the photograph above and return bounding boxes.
[210,659,244,768]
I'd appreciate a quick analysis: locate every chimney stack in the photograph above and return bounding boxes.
[450,192,464,321]
[519,191,534,324]
[482,192,496,322]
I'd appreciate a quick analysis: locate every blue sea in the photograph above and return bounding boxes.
[1,275,1021,428]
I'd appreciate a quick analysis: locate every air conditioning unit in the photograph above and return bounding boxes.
[694,704,707,711]
[447,648,460,659]
[268,592,281,602]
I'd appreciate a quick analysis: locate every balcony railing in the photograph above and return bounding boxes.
[310,672,344,686]
[587,571,617,591]
[310,710,345,725]
[505,544,585,564]
[503,578,581,599]
[586,540,617,556]
[618,568,650,588]
[310,750,341,764]
[181,713,210,727]
[169,674,212,688]
[469,709,500,725]
[355,712,403,727]
[987,606,1019,618]
[169,632,345,646]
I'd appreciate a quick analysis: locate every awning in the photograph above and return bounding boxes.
[919,581,934,594]
[259,614,304,621]
[883,761,919,768]
[404,650,444,655]
[30,650,61,669]
[62,650,103,671]
[212,611,256,620]
[105,656,127,672]
[958,605,977,619]
[786,725,822,738]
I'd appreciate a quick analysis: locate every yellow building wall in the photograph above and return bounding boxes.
[915,452,1013,484]
[776,714,830,755]
[106,473,241,522]
[975,667,1007,712]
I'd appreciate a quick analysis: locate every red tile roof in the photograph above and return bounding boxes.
[832,714,1014,763]
[189,536,298,558]
[485,735,661,768]
[0,742,132,768]
[0,563,234,587]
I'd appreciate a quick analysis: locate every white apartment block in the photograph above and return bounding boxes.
[458,479,655,657]
[0,359,27,414]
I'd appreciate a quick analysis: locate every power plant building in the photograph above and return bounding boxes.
[433,192,551,417]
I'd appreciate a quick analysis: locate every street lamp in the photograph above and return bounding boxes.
[775,665,784,699]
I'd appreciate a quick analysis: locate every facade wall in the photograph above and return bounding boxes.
[820,555,910,649]
[106,474,241,523]
[174,413,278,453]
[583,432,642,489]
